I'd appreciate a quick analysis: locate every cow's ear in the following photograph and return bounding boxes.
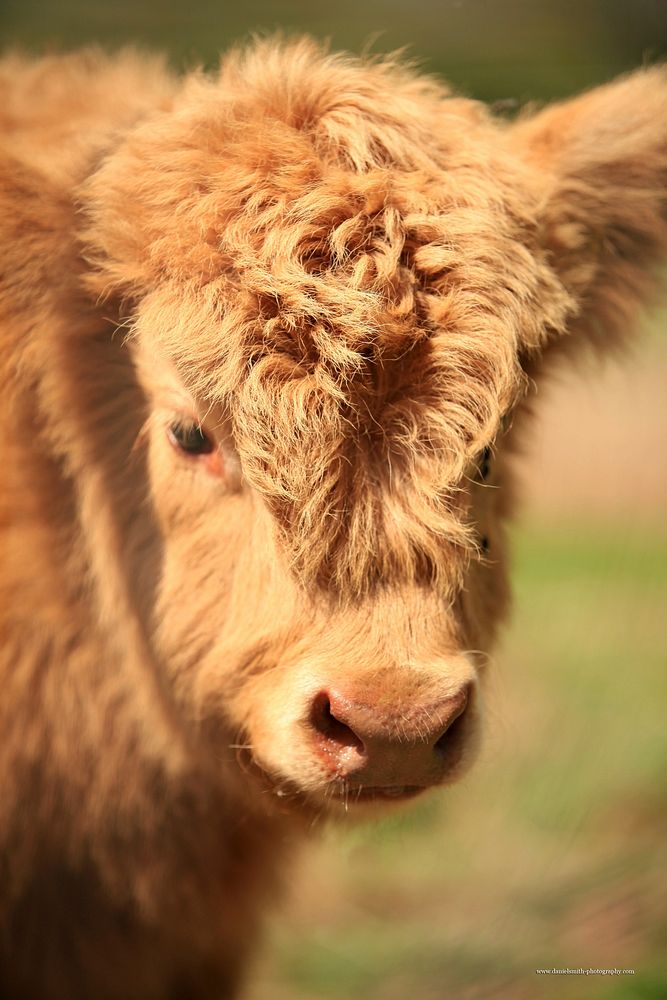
[510,67,667,355]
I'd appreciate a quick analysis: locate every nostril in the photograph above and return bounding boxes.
[434,689,470,756]
[309,691,365,754]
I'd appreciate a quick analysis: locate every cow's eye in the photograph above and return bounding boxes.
[478,447,492,481]
[167,420,215,456]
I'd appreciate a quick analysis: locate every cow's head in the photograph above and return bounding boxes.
[81,41,667,814]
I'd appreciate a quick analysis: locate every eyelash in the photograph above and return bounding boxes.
[167,419,215,457]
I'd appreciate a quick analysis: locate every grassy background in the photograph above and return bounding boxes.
[2,2,666,997]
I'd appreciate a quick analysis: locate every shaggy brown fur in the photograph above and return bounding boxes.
[1,39,666,999]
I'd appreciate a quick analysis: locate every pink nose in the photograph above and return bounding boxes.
[308,684,471,790]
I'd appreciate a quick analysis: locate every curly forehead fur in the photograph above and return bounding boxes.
[83,39,573,593]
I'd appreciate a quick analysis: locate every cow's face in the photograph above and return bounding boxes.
[83,41,667,814]
[132,333,511,814]
[124,138,536,813]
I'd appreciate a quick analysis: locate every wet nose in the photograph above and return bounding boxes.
[308,684,471,789]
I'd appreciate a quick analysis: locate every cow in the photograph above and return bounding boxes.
[1,38,665,1000]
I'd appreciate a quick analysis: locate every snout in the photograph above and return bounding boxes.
[306,682,474,801]
[244,644,481,812]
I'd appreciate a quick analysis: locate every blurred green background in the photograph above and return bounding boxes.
[2,0,666,100]
[3,2,666,998]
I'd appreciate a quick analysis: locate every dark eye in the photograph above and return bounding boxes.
[478,447,492,480]
[167,420,215,456]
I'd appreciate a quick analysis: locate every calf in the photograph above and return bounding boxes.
[1,39,666,1000]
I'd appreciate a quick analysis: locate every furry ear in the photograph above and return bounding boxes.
[511,67,667,354]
